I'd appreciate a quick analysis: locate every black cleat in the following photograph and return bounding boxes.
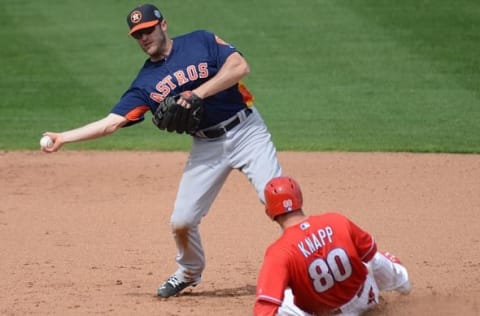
[157,275,199,298]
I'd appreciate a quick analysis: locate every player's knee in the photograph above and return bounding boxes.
[170,213,198,229]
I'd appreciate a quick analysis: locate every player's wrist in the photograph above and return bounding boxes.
[191,89,206,99]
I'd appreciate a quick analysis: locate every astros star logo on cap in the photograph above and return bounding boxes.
[130,11,142,24]
[127,4,163,35]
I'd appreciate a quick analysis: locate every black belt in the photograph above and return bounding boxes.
[201,108,252,138]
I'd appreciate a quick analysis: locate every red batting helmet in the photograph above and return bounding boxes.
[264,176,303,220]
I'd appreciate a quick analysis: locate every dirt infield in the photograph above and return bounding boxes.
[1,151,479,315]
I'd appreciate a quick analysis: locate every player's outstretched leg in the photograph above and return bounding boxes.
[368,251,411,294]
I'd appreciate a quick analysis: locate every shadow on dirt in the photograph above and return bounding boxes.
[181,284,256,297]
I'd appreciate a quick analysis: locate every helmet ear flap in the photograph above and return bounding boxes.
[264,177,303,220]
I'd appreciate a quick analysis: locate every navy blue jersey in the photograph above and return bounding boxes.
[111,30,254,129]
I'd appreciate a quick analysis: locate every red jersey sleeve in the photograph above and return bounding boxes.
[253,300,279,316]
[255,245,290,313]
[346,217,377,262]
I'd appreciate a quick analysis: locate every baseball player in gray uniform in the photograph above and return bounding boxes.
[41,4,282,298]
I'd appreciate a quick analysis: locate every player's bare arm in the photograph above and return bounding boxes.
[192,52,250,99]
[42,113,128,153]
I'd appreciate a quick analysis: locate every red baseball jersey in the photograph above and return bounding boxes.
[254,212,377,316]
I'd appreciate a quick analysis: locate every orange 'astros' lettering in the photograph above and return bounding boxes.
[151,63,210,103]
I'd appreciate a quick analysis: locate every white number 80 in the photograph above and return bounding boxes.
[307,248,353,293]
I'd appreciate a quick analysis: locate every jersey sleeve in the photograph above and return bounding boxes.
[202,30,238,67]
[110,87,153,127]
[253,300,279,316]
[346,217,377,262]
[255,246,289,309]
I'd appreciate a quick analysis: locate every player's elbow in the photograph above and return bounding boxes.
[102,114,128,135]
[243,63,251,76]
[103,125,118,135]
[234,61,250,81]
[239,58,250,77]
[230,52,250,77]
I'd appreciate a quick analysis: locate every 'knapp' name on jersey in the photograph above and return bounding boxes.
[297,224,334,258]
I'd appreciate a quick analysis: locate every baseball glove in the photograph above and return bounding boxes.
[152,91,204,134]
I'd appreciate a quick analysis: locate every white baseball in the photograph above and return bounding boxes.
[40,135,53,148]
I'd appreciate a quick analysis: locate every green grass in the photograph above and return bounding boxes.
[1,0,479,152]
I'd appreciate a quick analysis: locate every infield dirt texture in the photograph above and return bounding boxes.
[1,151,479,315]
